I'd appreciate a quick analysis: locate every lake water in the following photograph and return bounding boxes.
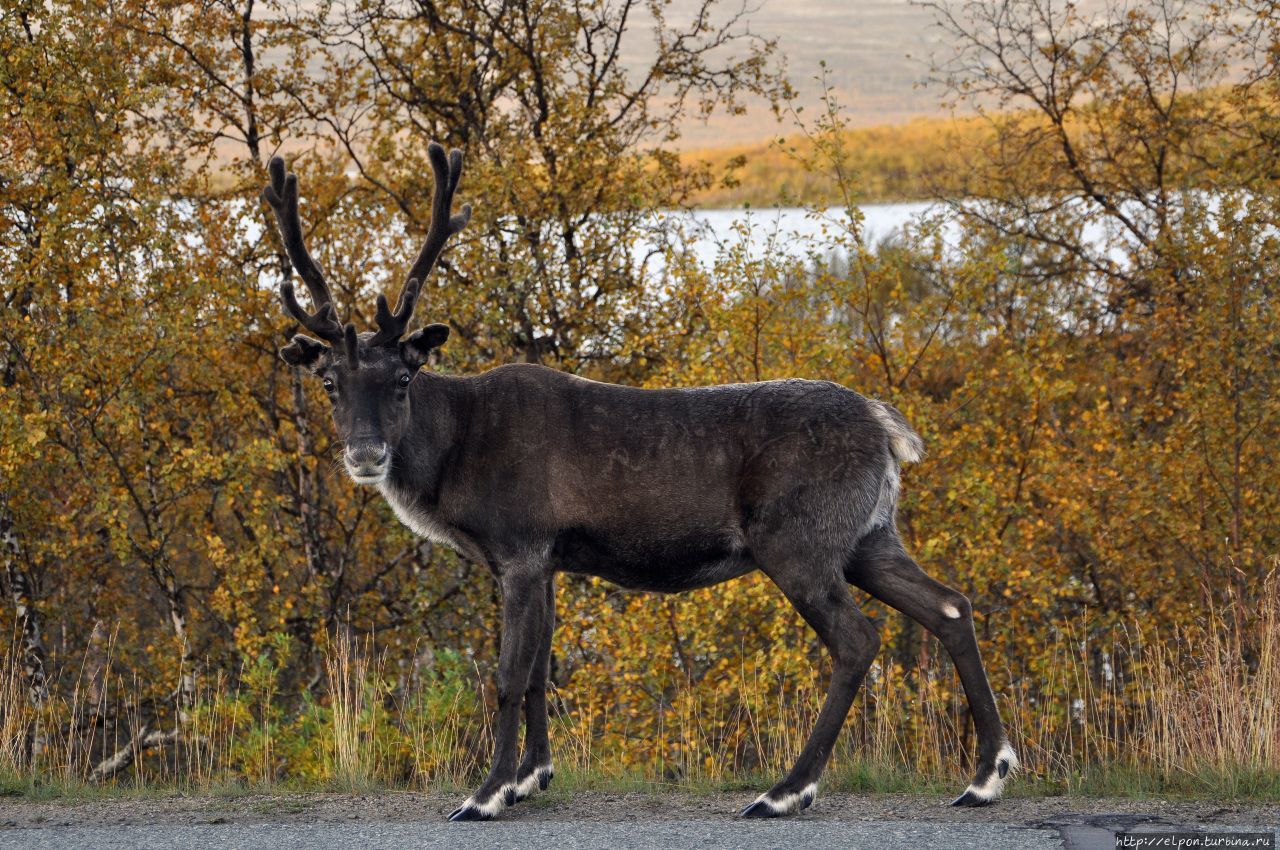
[654,202,942,268]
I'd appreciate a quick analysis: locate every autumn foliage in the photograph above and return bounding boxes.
[2,0,1279,793]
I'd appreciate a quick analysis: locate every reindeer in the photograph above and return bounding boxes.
[262,144,1016,821]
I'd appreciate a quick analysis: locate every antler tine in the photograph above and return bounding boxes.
[263,156,345,345]
[370,142,471,347]
[342,323,359,365]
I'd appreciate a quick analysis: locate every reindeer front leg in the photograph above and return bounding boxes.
[448,565,549,822]
[514,575,556,802]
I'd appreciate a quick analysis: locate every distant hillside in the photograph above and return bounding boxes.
[681,115,994,208]
[651,0,950,149]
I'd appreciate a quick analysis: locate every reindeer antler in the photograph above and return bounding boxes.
[369,143,471,347]
[263,156,346,346]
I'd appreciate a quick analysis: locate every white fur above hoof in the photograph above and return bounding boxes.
[740,783,818,817]
[951,743,1018,807]
[513,764,553,801]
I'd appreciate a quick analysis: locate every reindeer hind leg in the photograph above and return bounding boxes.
[844,526,1016,806]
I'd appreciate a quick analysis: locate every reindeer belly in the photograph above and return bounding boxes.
[551,525,755,593]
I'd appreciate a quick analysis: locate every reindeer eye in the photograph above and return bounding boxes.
[322,378,335,393]
[399,374,412,388]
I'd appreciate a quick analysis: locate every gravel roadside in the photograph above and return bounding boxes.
[0,789,1275,828]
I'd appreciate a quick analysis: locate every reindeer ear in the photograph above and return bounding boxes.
[400,323,450,368]
[280,334,331,370]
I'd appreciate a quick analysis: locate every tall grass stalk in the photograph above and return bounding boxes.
[324,631,375,790]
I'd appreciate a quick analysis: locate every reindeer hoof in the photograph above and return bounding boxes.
[951,742,1018,808]
[950,789,994,808]
[447,782,518,821]
[739,800,780,818]
[740,783,816,817]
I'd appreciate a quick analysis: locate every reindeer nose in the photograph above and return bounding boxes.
[348,442,387,464]
[345,442,389,482]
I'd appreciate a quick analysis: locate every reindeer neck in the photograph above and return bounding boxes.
[389,371,472,496]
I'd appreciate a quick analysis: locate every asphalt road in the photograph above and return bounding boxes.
[1,819,1061,849]
[1,792,1275,849]
[7,818,1280,849]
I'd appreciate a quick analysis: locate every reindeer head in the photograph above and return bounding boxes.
[264,143,471,485]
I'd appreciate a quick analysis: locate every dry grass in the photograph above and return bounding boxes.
[324,631,375,790]
[1,573,1277,799]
